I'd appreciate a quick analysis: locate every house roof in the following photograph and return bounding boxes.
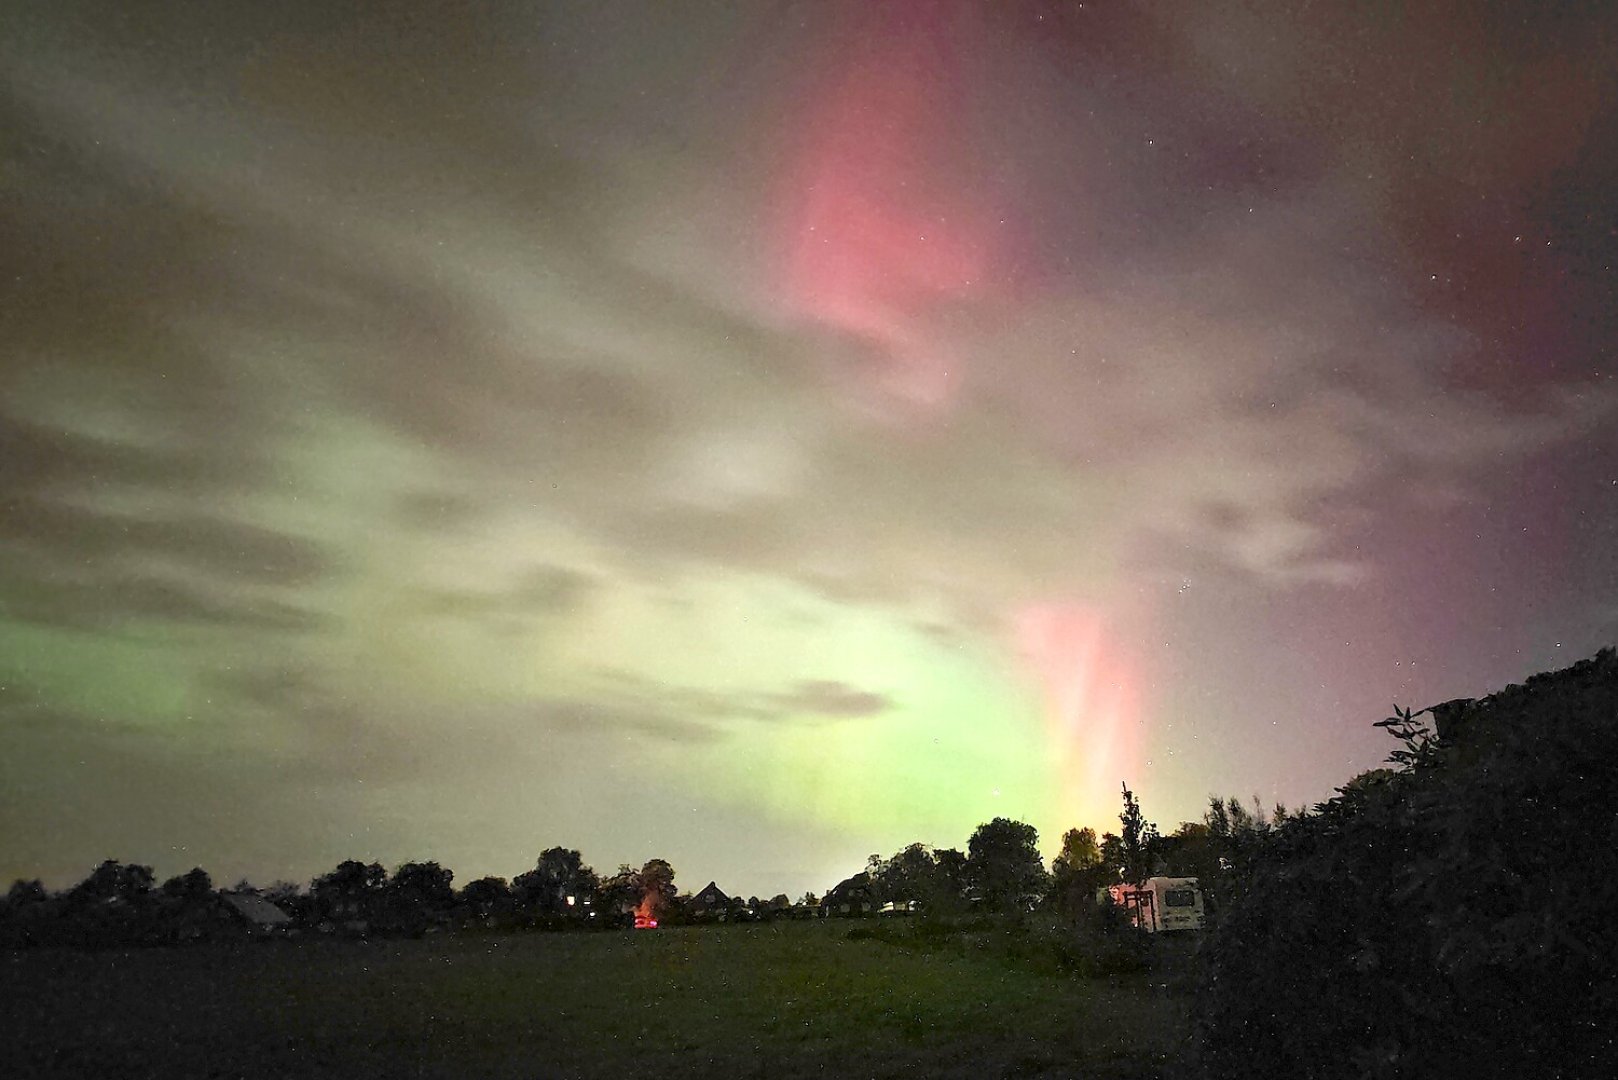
[221,892,292,926]
[824,871,871,901]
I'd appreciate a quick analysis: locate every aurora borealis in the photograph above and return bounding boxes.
[3,1,1617,900]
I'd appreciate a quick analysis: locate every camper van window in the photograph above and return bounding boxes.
[1164,889,1195,908]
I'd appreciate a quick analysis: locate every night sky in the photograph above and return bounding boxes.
[3,1,1616,901]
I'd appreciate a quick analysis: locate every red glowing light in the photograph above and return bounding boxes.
[633,894,659,929]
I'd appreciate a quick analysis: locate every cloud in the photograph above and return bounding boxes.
[12,5,1607,637]
[0,497,332,586]
[0,415,258,500]
[201,663,523,787]
[575,671,895,734]
[767,680,893,719]
[0,571,329,635]
[534,697,723,746]
[412,566,596,623]
[4,4,1609,730]
[390,491,487,533]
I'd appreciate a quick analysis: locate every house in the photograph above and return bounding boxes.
[820,871,875,917]
[220,892,294,934]
[689,881,730,915]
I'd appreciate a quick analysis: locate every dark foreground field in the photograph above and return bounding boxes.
[4,922,1189,1079]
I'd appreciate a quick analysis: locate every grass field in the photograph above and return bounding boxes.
[4,921,1191,1079]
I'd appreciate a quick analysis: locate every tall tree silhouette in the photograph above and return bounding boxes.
[966,818,1048,911]
[1117,782,1159,887]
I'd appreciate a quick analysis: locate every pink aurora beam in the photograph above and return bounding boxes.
[1015,603,1146,823]
[777,3,996,409]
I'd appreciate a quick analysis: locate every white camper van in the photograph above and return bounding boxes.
[1104,876,1205,932]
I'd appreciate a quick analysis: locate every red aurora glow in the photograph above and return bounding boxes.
[778,10,1146,817]
[1015,604,1145,822]
[778,3,997,409]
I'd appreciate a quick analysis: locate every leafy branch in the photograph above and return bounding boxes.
[1374,704,1437,769]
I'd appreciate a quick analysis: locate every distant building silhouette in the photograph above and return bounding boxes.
[821,872,874,916]
[220,892,293,934]
[689,881,730,915]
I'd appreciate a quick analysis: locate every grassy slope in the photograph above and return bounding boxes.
[4,922,1185,1078]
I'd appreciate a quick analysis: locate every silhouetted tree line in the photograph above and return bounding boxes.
[4,808,1103,949]
[0,784,1218,949]
[0,845,820,948]
[2,863,249,949]
[824,817,1050,917]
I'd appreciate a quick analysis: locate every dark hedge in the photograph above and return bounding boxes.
[1193,648,1618,1078]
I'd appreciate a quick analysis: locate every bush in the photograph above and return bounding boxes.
[1193,649,1618,1078]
